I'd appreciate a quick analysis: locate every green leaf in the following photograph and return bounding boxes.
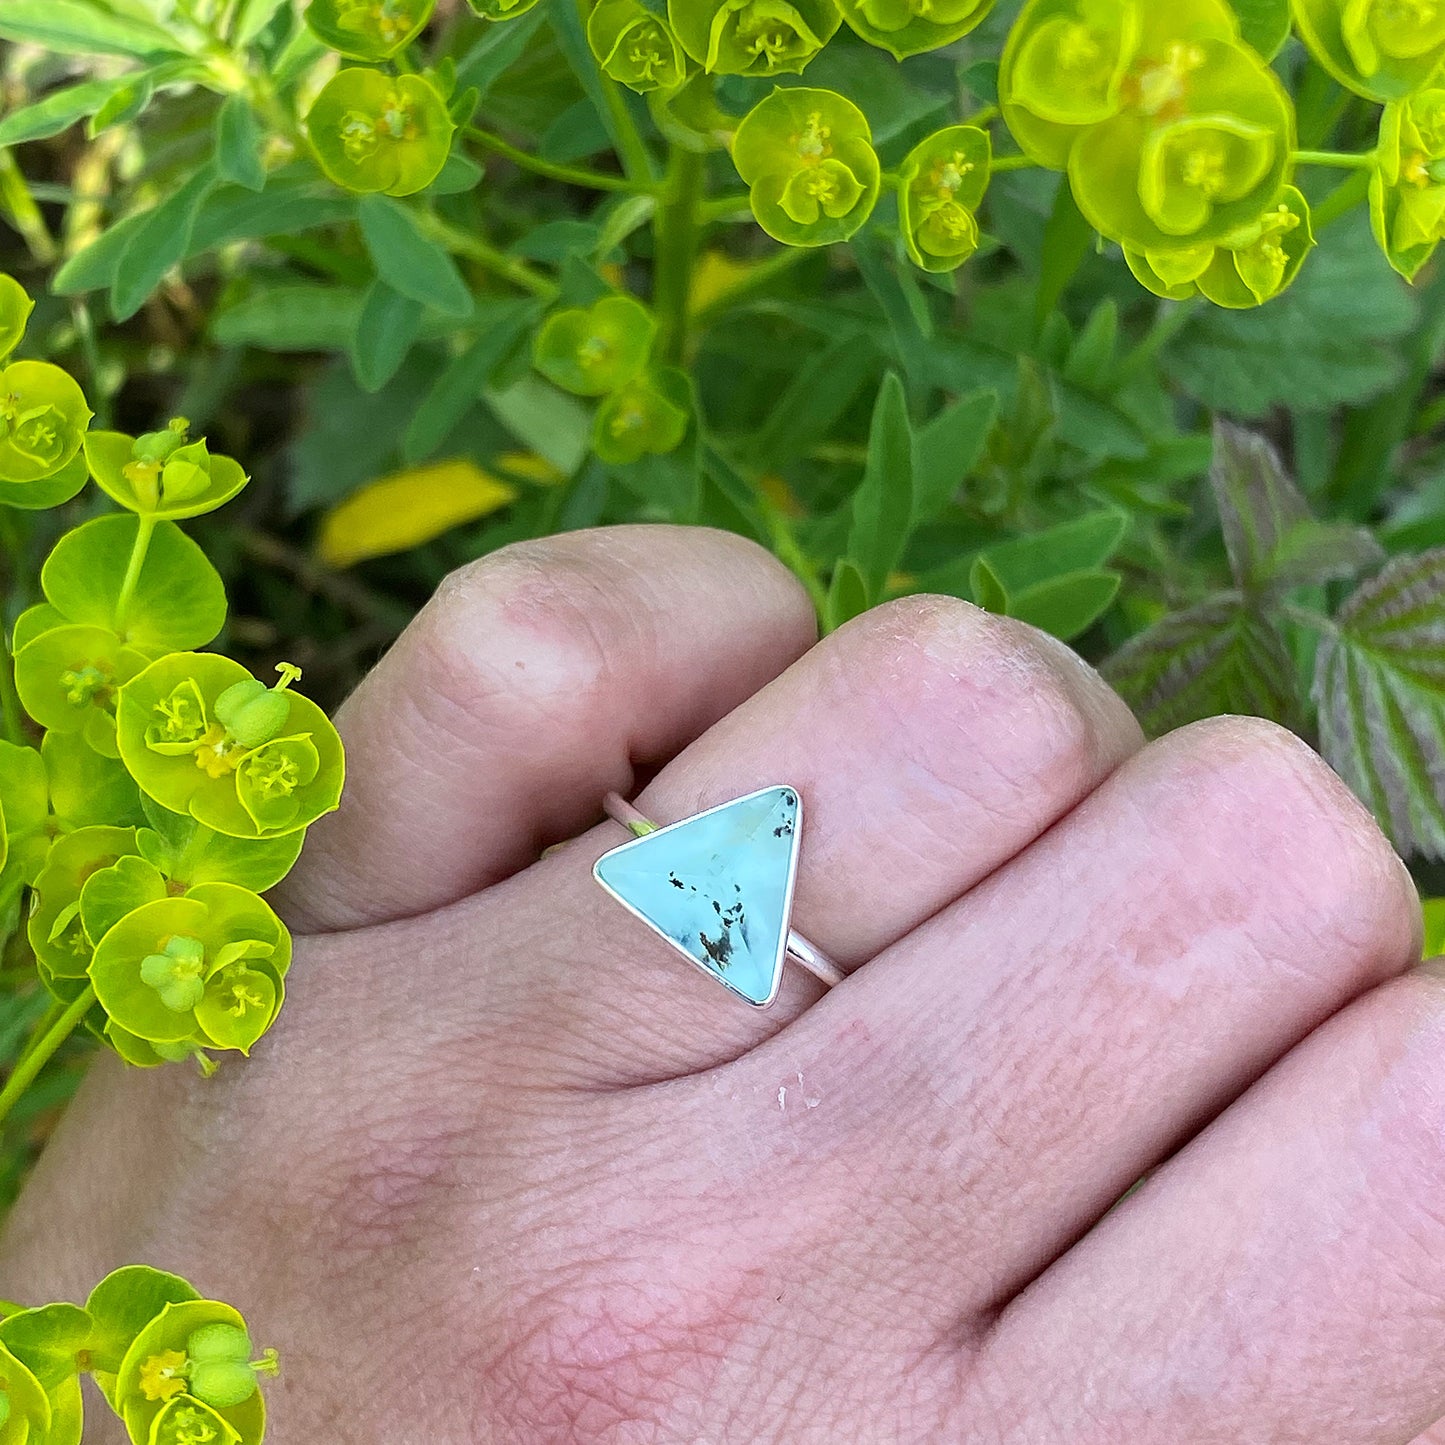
[1035,179,1094,333]
[0,1303,91,1391]
[969,554,1009,613]
[847,373,914,604]
[110,167,215,322]
[404,300,540,461]
[485,373,590,475]
[0,77,136,146]
[350,281,424,393]
[911,389,997,526]
[976,509,1129,594]
[1210,420,1383,593]
[1232,0,1292,57]
[215,93,266,191]
[137,796,304,892]
[211,282,365,351]
[1006,569,1121,641]
[1165,214,1418,416]
[825,558,870,631]
[1104,595,1303,736]
[89,69,154,132]
[358,195,473,318]
[0,0,184,57]
[42,515,226,651]
[232,0,288,42]
[1314,548,1445,858]
[746,337,879,471]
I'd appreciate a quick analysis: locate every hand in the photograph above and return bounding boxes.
[2,526,1436,1444]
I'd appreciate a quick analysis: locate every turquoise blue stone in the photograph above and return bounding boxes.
[593,786,801,1007]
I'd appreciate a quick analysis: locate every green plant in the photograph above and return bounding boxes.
[0,1265,276,1444]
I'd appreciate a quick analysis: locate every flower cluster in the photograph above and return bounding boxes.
[1002,0,1296,257]
[0,275,344,1076]
[0,1266,275,1445]
[532,293,692,464]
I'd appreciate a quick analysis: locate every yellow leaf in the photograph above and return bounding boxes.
[1424,897,1445,959]
[317,459,517,568]
[496,450,564,486]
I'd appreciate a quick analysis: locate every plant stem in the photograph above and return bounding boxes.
[1292,148,1375,169]
[990,154,1035,172]
[0,633,26,747]
[699,194,751,222]
[465,126,648,193]
[653,146,707,364]
[0,986,95,1131]
[0,152,56,265]
[575,0,657,184]
[113,514,157,637]
[414,212,558,299]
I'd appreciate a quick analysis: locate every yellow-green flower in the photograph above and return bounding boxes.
[1293,0,1445,101]
[898,125,992,272]
[1371,88,1445,278]
[306,68,454,196]
[837,0,993,60]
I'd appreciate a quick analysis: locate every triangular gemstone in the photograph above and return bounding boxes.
[593,785,801,1008]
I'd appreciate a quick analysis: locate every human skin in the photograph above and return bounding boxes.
[3,524,1444,1443]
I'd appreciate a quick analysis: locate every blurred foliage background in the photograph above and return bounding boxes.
[5,0,1445,1211]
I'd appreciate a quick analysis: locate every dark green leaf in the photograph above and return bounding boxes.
[747,337,878,470]
[88,70,153,132]
[1104,595,1304,735]
[1165,214,1418,416]
[358,195,474,319]
[847,373,914,603]
[1232,0,1292,56]
[912,389,997,526]
[404,300,541,461]
[110,167,215,321]
[976,509,1128,594]
[351,282,424,393]
[215,93,266,192]
[211,282,365,351]
[1035,179,1094,332]
[1314,548,1445,857]
[456,5,548,96]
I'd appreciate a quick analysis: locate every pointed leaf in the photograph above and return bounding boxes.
[1104,595,1304,736]
[358,194,473,318]
[911,389,996,527]
[847,373,913,604]
[215,93,266,191]
[1315,548,1445,858]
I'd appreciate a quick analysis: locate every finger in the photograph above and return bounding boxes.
[760,716,1419,1320]
[969,959,1445,1444]
[277,526,816,933]
[508,596,1142,1083]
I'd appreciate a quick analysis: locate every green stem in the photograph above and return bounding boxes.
[0,152,56,265]
[413,213,558,299]
[1292,148,1375,169]
[465,127,648,193]
[0,633,25,747]
[760,500,828,614]
[0,986,94,1131]
[699,193,751,222]
[990,154,1035,172]
[113,514,157,637]
[653,146,706,364]
[572,0,656,183]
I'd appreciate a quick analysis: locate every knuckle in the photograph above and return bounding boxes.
[1159,715,1420,963]
[838,595,1135,801]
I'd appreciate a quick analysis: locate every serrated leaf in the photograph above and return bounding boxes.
[0,0,184,57]
[1104,595,1303,736]
[358,195,473,319]
[350,281,424,393]
[1211,421,1383,592]
[847,373,914,604]
[1166,214,1417,416]
[215,93,266,191]
[1314,548,1445,857]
